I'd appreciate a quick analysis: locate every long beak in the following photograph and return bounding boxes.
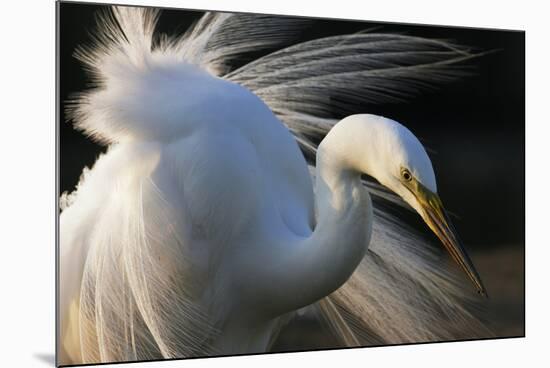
[415,183,487,297]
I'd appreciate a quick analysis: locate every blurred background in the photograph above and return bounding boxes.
[59,2,524,350]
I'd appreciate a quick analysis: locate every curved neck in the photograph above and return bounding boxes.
[258,138,373,315]
[304,142,373,301]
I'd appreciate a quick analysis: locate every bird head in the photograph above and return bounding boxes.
[331,114,487,296]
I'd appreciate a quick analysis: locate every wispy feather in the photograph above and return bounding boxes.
[60,6,491,365]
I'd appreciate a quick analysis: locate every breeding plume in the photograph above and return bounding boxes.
[59,7,489,365]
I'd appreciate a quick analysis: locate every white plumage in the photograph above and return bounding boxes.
[59,7,490,365]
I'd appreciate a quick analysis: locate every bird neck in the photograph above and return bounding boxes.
[268,139,373,313]
[312,141,373,285]
[241,120,376,318]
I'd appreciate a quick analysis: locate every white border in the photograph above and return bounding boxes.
[2,0,547,367]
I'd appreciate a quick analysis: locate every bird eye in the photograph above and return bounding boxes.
[401,169,412,182]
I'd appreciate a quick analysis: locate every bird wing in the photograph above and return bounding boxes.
[62,6,491,358]
[59,8,225,363]
[61,8,316,362]
[59,143,219,364]
[192,12,490,345]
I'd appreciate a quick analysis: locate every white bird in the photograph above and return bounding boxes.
[59,7,490,365]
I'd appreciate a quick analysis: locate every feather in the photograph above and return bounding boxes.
[60,143,219,363]
[193,10,491,345]
[226,33,476,157]
[61,6,492,364]
[171,12,314,75]
[193,9,490,345]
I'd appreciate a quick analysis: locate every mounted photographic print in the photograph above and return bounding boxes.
[57,1,525,366]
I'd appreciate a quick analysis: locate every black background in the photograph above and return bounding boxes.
[59,1,525,250]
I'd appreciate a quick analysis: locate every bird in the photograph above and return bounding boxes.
[58,6,490,365]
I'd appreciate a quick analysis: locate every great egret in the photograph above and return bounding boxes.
[59,6,489,365]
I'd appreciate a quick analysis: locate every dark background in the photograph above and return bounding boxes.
[58,1,525,344]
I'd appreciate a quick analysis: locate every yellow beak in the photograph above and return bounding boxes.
[413,182,487,297]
